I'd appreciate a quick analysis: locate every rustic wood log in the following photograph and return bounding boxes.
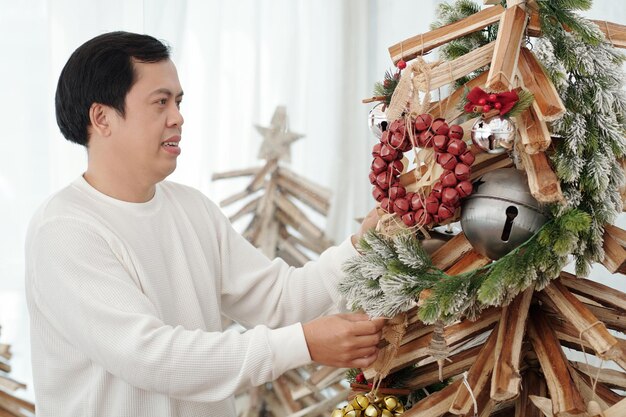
[528,395,555,417]
[491,287,534,401]
[247,159,278,192]
[228,195,261,223]
[527,306,587,416]
[449,329,498,414]
[388,5,504,64]
[278,239,310,267]
[542,293,626,333]
[464,379,496,417]
[220,188,261,208]
[570,368,617,412]
[515,140,564,203]
[280,227,331,256]
[0,374,26,392]
[403,379,463,417]
[279,167,333,202]
[211,166,260,180]
[601,229,626,273]
[604,398,626,417]
[445,250,491,275]
[415,42,496,91]
[364,308,500,379]
[517,47,565,121]
[560,272,626,312]
[469,151,514,181]
[0,344,10,360]
[274,375,302,413]
[275,193,325,240]
[276,171,330,215]
[486,5,528,91]
[570,361,626,392]
[543,280,625,369]
[430,232,475,270]
[516,100,552,154]
[0,389,35,415]
[404,344,482,389]
[515,370,547,417]
[286,388,351,417]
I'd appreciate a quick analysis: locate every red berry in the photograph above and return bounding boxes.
[482,104,492,113]
[356,373,366,384]
[454,163,471,181]
[459,150,475,166]
[488,94,497,102]
[494,102,502,110]
[478,98,486,106]
[397,59,407,69]
[456,181,473,198]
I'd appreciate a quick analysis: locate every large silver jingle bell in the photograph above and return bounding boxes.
[460,168,548,260]
[470,116,516,154]
[368,102,388,139]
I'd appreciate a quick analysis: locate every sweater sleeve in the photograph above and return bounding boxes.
[27,217,311,402]
[207,200,359,329]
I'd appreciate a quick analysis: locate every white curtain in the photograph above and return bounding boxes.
[0,0,623,402]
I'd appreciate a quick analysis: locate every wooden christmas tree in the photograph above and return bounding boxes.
[0,326,35,416]
[213,107,347,417]
[213,105,333,266]
[335,1,626,416]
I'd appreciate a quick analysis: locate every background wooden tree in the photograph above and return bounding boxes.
[338,1,626,416]
[0,326,34,417]
[213,106,348,417]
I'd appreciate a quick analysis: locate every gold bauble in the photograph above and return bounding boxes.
[344,409,361,417]
[351,394,370,410]
[331,409,345,417]
[381,410,393,417]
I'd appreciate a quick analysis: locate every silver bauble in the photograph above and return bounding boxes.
[470,116,516,154]
[368,103,387,139]
[460,168,548,260]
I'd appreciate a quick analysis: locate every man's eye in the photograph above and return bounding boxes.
[158,98,167,105]
[176,101,182,109]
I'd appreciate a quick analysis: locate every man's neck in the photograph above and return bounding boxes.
[83,168,156,203]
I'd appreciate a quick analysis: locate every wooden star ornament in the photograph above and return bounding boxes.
[255,106,304,163]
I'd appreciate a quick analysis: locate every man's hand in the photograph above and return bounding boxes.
[302,313,386,368]
[351,208,380,248]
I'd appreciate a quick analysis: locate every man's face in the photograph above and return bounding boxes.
[108,59,184,184]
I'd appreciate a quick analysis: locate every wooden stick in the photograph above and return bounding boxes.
[570,361,626,391]
[404,344,482,390]
[517,47,565,121]
[604,398,626,417]
[491,287,534,401]
[486,5,528,91]
[416,42,496,92]
[449,329,498,414]
[601,229,626,273]
[279,167,332,202]
[228,195,261,223]
[388,5,504,64]
[527,306,587,416]
[276,171,330,215]
[211,166,260,180]
[543,280,625,368]
[429,71,489,121]
[515,140,564,203]
[403,379,463,417]
[430,232,475,270]
[516,100,552,155]
[515,370,547,417]
[275,193,325,240]
[559,272,626,312]
[247,159,278,192]
[469,150,514,181]
[220,188,261,208]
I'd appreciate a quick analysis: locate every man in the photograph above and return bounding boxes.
[25,31,382,417]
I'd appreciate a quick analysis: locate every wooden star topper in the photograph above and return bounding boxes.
[255,106,304,163]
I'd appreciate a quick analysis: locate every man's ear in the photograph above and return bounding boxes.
[89,103,113,137]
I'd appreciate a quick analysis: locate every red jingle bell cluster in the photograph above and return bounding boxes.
[369,113,475,228]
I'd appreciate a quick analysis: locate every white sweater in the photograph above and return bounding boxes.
[25,176,356,417]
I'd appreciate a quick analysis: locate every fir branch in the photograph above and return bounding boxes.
[506,90,534,118]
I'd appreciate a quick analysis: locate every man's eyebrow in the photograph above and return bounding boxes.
[150,88,184,98]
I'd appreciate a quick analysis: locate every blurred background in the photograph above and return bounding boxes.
[0,0,624,403]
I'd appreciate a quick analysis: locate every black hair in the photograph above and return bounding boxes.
[55,31,171,146]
